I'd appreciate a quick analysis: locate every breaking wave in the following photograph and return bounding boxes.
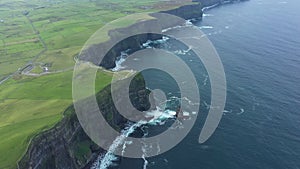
[91,96,197,169]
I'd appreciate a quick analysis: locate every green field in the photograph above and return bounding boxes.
[0,70,112,168]
[0,0,194,168]
[0,0,191,77]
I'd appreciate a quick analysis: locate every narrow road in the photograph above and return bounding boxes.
[0,12,49,85]
[24,14,48,62]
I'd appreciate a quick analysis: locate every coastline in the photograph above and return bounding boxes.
[18,1,245,169]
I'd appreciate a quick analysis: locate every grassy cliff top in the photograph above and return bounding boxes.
[0,0,197,168]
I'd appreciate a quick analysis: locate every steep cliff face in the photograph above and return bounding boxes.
[193,0,223,7]
[160,3,203,20]
[79,2,203,69]
[19,1,246,168]
[79,0,247,70]
[18,73,154,169]
[18,106,92,169]
[194,0,249,7]
[99,32,162,69]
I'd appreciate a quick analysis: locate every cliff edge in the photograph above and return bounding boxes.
[18,73,154,169]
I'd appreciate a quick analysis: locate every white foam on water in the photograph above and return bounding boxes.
[141,36,170,49]
[92,107,179,169]
[166,110,177,116]
[142,154,148,169]
[162,25,185,33]
[203,13,214,17]
[182,111,190,117]
[223,0,232,4]
[173,46,192,55]
[156,36,170,43]
[141,126,149,137]
[185,19,194,26]
[162,20,193,33]
[142,40,154,48]
[156,142,161,155]
[112,35,171,71]
[111,50,130,71]
[121,140,133,156]
[146,109,176,125]
[173,50,185,55]
[278,1,287,4]
[92,121,147,169]
[202,3,219,12]
[92,96,198,169]
[203,101,221,110]
[203,75,208,86]
[182,96,200,106]
[223,109,232,113]
[237,108,245,115]
[203,101,210,109]
[223,109,233,116]
[199,25,214,29]
[141,140,149,169]
[200,145,210,149]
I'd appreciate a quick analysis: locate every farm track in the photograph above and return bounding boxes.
[0,13,49,85]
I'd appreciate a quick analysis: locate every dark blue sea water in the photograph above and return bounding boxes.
[97,0,300,168]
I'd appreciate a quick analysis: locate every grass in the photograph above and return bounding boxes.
[0,0,193,75]
[85,13,156,46]
[74,140,93,163]
[0,69,112,168]
[0,114,61,169]
[0,0,196,168]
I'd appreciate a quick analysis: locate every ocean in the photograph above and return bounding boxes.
[94,0,300,168]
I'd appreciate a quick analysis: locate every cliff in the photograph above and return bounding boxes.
[18,3,204,168]
[160,3,203,20]
[19,1,246,168]
[193,0,224,7]
[79,2,203,69]
[194,0,250,8]
[82,0,246,70]
[18,73,154,169]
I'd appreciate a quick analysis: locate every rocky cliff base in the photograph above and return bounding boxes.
[18,73,154,169]
[19,1,247,168]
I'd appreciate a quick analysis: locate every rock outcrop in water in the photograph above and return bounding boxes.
[18,73,154,169]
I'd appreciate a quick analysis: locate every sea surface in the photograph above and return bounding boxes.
[94,0,300,168]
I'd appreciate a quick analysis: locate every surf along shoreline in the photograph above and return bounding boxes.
[18,1,246,169]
